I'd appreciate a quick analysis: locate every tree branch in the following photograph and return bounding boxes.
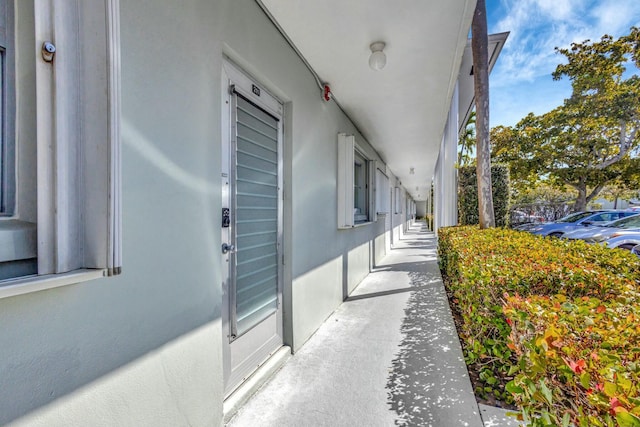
[594,121,636,170]
[586,183,606,204]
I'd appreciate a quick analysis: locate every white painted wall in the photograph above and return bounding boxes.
[416,201,427,217]
[434,83,460,232]
[0,0,420,425]
[373,216,387,267]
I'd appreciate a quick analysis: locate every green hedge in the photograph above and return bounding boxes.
[438,226,640,425]
[504,291,640,426]
[458,165,510,227]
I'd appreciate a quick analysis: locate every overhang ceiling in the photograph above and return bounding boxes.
[458,32,510,134]
[258,0,496,201]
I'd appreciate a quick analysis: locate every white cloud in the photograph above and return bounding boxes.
[589,0,640,38]
[490,0,640,87]
[488,0,640,126]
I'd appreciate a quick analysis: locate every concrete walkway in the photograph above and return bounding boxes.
[228,222,520,427]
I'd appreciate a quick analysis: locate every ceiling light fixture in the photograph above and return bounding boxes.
[368,41,386,71]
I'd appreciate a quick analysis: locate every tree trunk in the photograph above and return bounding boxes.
[471,0,495,228]
[575,185,587,212]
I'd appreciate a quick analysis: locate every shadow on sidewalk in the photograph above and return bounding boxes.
[386,254,479,426]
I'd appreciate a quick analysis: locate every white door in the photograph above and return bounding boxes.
[221,61,283,397]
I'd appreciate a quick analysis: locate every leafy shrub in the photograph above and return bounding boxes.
[504,292,640,427]
[458,165,510,227]
[438,226,640,415]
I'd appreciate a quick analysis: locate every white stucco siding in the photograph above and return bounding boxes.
[2,0,226,425]
[287,102,386,348]
[0,0,426,424]
[416,201,427,217]
[374,217,387,267]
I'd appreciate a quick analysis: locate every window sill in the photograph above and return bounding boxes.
[0,219,36,262]
[338,221,373,230]
[0,269,107,300]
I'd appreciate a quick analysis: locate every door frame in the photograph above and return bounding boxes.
[221,58,284,397]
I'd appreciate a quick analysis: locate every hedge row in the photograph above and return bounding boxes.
[438,226,640,425]
[458,165,510,228]
[504,292,640,426]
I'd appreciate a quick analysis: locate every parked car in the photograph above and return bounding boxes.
[562,213,640,242]
[527,211,637,237]
[632,244,640,258]
[514,211,597,232]
[510,210,545,227]
[600,230,640,251]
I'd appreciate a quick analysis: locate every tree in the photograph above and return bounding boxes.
[598,179,640,209]
[471,0,495,228]
[492,28,640,211]
[458,111,476,166]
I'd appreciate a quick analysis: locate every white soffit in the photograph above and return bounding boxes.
[258,0,476,201]
[458,32,510,134]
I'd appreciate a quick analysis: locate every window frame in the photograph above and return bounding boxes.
[337,133,374,228]
[353,148,369,224]
[0,0,122,296]
[0,0,15,215]
[375,168,389,216]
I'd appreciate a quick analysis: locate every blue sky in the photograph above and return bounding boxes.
[487,0,640,128]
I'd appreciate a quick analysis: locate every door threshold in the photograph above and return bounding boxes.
[223,346,291,424]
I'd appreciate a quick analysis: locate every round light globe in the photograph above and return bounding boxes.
[368,42,386,71]
[369,51,386,71]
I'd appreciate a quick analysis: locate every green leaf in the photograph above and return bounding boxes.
[616,412,640,427]
[580,372,591,389]
[539,380,553,406]
[562,413,571,427]
[618,376,632,392]
[604,382,617,397]
[506,380,524,394]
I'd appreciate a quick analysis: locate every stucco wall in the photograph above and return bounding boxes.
[0,0,401,425]
[416,201,427,218]
[2,1,226,425]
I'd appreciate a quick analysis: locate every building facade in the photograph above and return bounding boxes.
[0,1,505,425]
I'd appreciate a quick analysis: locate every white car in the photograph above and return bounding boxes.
[563,213,640,242]
[600,230,640,251]
[528,211,636,237]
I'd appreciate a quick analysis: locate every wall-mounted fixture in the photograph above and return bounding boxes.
[410,167,415,175]
[369,42,386,71]
[322,83,332,101]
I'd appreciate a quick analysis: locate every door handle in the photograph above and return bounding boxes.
[222,243,236,254]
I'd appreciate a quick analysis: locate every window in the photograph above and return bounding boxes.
[0,0,122,294]
[337,133,373,228]
[395,187,402,214]
[353,150,369,223]
[0,0,15,215]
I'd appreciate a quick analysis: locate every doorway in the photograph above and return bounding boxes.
[221,61,284,397]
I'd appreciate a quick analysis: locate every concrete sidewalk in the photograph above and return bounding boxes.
[228,222,520,427]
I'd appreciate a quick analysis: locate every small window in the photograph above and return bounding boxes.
[0,0,15,214]
[337,133,373,228]
[0,0,122,291]
[353,150,369,223]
